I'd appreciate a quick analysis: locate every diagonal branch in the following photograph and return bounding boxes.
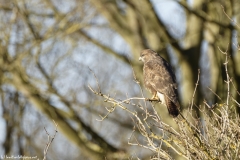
[35,55,120,153]
[178,1,234,29]
[79,29,134,65]
[9,63,122,160]
[89,0,131,36]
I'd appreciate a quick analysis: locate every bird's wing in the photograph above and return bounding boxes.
[144,60,179,107]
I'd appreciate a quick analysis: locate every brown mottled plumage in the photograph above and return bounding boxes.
[139,49,180,117]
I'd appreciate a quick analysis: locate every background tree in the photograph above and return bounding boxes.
[0,0,239,159]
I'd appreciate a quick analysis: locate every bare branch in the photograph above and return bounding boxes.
[190,69,200,111]
[43,120,58,160]
[221,5,240,29]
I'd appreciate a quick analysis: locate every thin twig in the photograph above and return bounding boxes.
[190,69,200,111]
[218,44,230,107]
[43,120,58,160]
[218,45,230,141]
[88,67,101,93]
[207,87,222,101]
[221,5,240,28]
[127,55,148,111]
[230,79,240,96]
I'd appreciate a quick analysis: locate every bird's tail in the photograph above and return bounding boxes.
[165,97,180,117]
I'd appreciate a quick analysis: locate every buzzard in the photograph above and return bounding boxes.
[139,49,180,117]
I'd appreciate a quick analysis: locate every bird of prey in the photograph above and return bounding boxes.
[139,49,180,117]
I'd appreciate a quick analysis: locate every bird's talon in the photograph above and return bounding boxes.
[145,98,160,102]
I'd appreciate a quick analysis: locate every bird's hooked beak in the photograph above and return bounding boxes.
[139,57,142,61]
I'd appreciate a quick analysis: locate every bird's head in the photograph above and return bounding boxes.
[139,49,159,62]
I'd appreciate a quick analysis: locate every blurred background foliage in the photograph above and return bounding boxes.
[0,0,240,159]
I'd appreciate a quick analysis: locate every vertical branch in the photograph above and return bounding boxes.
[190,69,200,111]
[218,45,230,108]
[218,44,230,139]
[43,120,58,160]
